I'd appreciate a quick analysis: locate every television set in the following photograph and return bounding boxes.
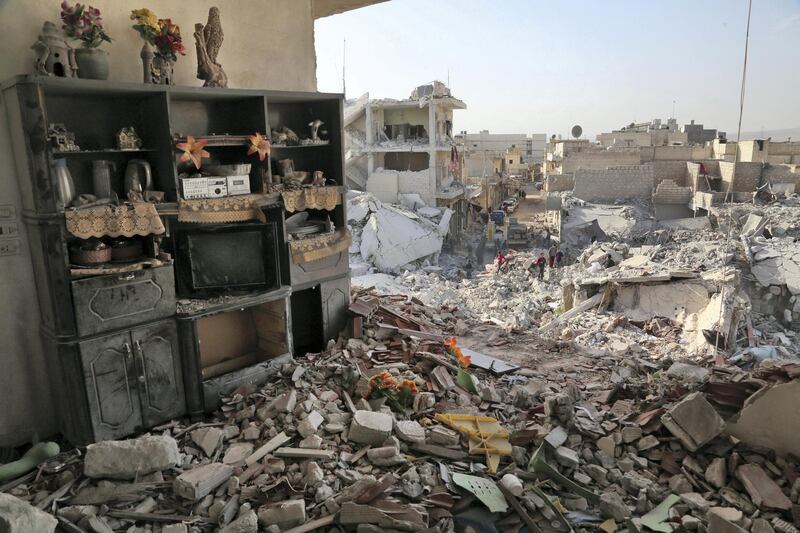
[174,222,281,298]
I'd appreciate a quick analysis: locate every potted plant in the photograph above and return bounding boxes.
[131,9,185,85]
[60,2,111,80]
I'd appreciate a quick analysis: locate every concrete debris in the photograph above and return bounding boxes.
[7,194,800,533]
[83,435,180,479]
[0,493,58,533]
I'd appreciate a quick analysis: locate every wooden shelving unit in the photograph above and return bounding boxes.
[2,75,351,443]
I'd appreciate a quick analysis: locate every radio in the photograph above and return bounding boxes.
[206,178,228,198]
[226,175,251,196]
[180,177,210,199]
[181,177,230,199]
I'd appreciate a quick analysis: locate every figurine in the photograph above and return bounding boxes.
[31,22,78,77]
[194,7,227,87]
[309,120,324,142]
[47,124,80,152]
[312,170,325,187]
[116,127,143,150]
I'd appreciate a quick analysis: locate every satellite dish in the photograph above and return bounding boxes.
[571,125,583,139]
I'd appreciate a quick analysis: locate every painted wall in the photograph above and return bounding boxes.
[383,107,428,127]
[0,0,321,446]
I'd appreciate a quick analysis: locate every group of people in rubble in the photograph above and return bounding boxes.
[494,243,564,279]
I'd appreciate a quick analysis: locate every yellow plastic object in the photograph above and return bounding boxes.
[435,413,512,473]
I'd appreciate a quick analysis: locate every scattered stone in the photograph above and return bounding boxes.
[707,509,748,533]
[299,434,324,449]
[705,457,727,488]
[666,362,710,383]
[661,392,725,452]
[349,410,393,445]
[621,426,643,444]
[174,463,234,501]
[599,491,630,521]
[556,446,580,469]
[223,443,255,466]
[597,436,616,457]
[680,492,712,512]
[0,493,58,533]
[637,435,660,451]
[394,420,426,443]
[298,411,325,438]
[257,499,306,530]
[220,509,258,533]
[191,427,223,457]
[84,435,180,479]
[427,426,460,447]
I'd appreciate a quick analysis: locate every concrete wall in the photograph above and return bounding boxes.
[652,179,692,204]
[0,0,322,445]
[651,161,688,187]
[719,161,763,192]
[383,107,428,126]
[573,165,654,203]
[561,151,641,173]
[763,164,800,186]
[367,169,435,205]
[545,173,574,192]
[640,145,711,162]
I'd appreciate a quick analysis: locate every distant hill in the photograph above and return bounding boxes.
[737,127,800,141]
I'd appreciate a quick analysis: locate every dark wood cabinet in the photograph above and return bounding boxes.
[72,265,175,337]
[80,330,142,441]
[4,75,351,443]
[78,320,184,442]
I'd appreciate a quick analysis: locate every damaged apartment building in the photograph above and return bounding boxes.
[344,81,468,233]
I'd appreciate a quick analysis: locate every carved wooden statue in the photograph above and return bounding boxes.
[194,7,227,88]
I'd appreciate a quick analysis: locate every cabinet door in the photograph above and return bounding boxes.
[320,276,351,343]
[131,320,185,428]
[80,331,142,441]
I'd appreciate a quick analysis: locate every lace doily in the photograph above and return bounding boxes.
[65,202,165,239]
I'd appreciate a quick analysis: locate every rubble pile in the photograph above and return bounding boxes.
[348,191,452,275]
[3,291,800,533]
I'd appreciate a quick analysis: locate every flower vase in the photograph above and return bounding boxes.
[140,41,154,83]
[152,54,175,85]
[75,47,109,80]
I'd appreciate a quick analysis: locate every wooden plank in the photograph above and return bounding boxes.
[273,447,336,460]
[498,482,543,533]
[283,515,336,533]
[245,431,292,466]
[538,292,602,333]
[411,443,468,461]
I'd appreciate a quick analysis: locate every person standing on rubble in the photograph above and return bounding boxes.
[548,243,557,268]
[555,247,564,268]
[534,254,547,280]
[495,250,507,273]
[465,258,473,279]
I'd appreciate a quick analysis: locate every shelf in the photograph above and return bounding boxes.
[176,286,291,319]
[271,142,331,149]
[53,149,158,156]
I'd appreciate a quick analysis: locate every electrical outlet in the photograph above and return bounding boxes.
[0,222,19,237]
[0,239,20,256]
[0,205,16,219]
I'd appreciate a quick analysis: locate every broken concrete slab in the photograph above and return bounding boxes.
[665,362,710,383]
[726,380,800,457]
[220,509,258,533]
[191,427,223,457]
[349,410,393,445]
[660,392,725,452]
[735,464,792,510]
[0,493,58,533]
[394,420,425,444]
[174,463,234,501]
[297,410,325,438]
[707,509,748,533]
[705,457,727,489]
[223,442,255,466]
[599,491,630,521]
[84,435,180,479]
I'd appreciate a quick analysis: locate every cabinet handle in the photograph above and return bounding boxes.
[134,340,149,392]
[117,273,136,282]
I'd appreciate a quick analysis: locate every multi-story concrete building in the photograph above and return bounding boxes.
[456,130,547,178]
[344,81,468,228]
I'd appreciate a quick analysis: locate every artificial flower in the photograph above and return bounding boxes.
[61,2,111,48]
[176,136,209,169]
[444,337,457,348]
[247,133,272,161]
[396,379,418,395]
[154,18,186,58]
[365,370,398,398]
[455,349,472,369]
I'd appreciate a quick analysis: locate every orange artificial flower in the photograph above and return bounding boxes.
[176,135,209,169]
[444,337,457,349]
[455,350,472,369]
[396,379,418,395]
[366,370,398,397]
[247,132,271,161]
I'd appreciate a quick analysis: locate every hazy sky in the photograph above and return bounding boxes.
[315,0,800,138]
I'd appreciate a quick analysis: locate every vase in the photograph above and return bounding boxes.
[75,47,109,80]
[152,54,175,85]
[140,41,154,83]
[52,158,76,208]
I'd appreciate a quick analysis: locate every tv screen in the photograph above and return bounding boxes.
[175,223,280,297]
[187,231,266,289]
